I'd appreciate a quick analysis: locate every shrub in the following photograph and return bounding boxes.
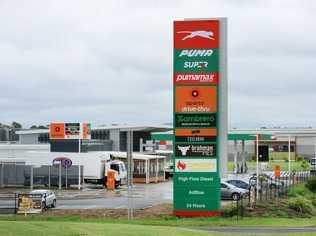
[301,160,310,171]
[287,197,313,215]
[296,155,304,162]
[305,177,316,193]
[284,156,289,162]
[288,184,313,198]
[221,204,238,217]
[312,196,316,207]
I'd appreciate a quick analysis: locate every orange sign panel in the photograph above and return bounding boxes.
[50,123,65,139]
[82,123,91,139]
[175,86,217,113]
[175,128,217,136]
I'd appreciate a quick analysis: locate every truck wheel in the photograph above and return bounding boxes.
[51,199,56,208]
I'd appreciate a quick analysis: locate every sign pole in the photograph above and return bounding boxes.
[127,130,133,220]
[314,137,316,160]
[256,134,259,199]
[30,165,33,190]
[78,138,81,190]
[59,162,61,190]
[288,136,291,178]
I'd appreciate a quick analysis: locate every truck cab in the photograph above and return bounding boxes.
[104,160,127,187]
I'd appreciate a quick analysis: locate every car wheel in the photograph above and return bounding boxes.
[232,193,240,201]
[42,201,46,210]
[51,199,56,208]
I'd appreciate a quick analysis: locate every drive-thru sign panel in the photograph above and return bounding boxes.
[173,19,222,217]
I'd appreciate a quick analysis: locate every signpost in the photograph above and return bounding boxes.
[173,19,227,216]
[50,122,90,189]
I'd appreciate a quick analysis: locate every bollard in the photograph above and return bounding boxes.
[106,170,116,190]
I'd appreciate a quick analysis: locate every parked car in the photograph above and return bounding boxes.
[249,174,284,189]
[221,181,248,201]
[225,179,250,190]
[29,190,56,209]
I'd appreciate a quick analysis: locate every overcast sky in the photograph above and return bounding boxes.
[0,0,315,129]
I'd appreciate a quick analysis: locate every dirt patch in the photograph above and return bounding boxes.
[43,203,173,219]
[244,199,314,218]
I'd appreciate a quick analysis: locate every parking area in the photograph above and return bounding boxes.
[0,180,231,211]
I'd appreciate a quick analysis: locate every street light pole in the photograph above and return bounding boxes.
[288,136,291,177]
[127,131,133,221]
[256,134,259,199]
[78,138,81,190]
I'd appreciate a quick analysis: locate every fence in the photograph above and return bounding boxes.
[234,171,313,219]
[0,163,83,189]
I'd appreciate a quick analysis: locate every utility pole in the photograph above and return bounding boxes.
[256,134,259,199]
[288,136,291,177]
[127,131,133,220]
[78,138,81,190]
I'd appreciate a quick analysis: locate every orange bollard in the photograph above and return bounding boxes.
[106,170,116,190]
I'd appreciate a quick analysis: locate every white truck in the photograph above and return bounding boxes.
[22,151,127,187]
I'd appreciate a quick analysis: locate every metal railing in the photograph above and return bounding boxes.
[234,171,312,218]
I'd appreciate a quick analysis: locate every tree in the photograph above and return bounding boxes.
[11,121,22,129]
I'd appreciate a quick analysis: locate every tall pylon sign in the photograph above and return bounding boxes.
[173,18,227,217]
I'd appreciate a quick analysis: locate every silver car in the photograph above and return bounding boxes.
[221,182,248,201]
[29,190,56,209]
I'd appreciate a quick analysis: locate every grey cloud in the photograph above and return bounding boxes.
[0,0,315,128]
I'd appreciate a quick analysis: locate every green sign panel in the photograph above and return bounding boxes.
[173,19,221,217]
[174,49,219,73]
[175,113,216,128]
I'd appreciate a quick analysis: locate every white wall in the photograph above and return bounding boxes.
[0,144,49,159]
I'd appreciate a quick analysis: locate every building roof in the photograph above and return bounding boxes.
[230,128,316,137]
[93,124,172,132]
[15,129,48,135]
[108,151,165,160]
[16,124,172,136]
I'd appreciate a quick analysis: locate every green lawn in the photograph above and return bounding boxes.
[0,219,316,236]
[0,221,216,236]
[269,152,296,161]
[1,215,316,228]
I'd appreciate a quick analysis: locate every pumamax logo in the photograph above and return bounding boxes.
[175,73,216,83]
[177,31,215,40]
